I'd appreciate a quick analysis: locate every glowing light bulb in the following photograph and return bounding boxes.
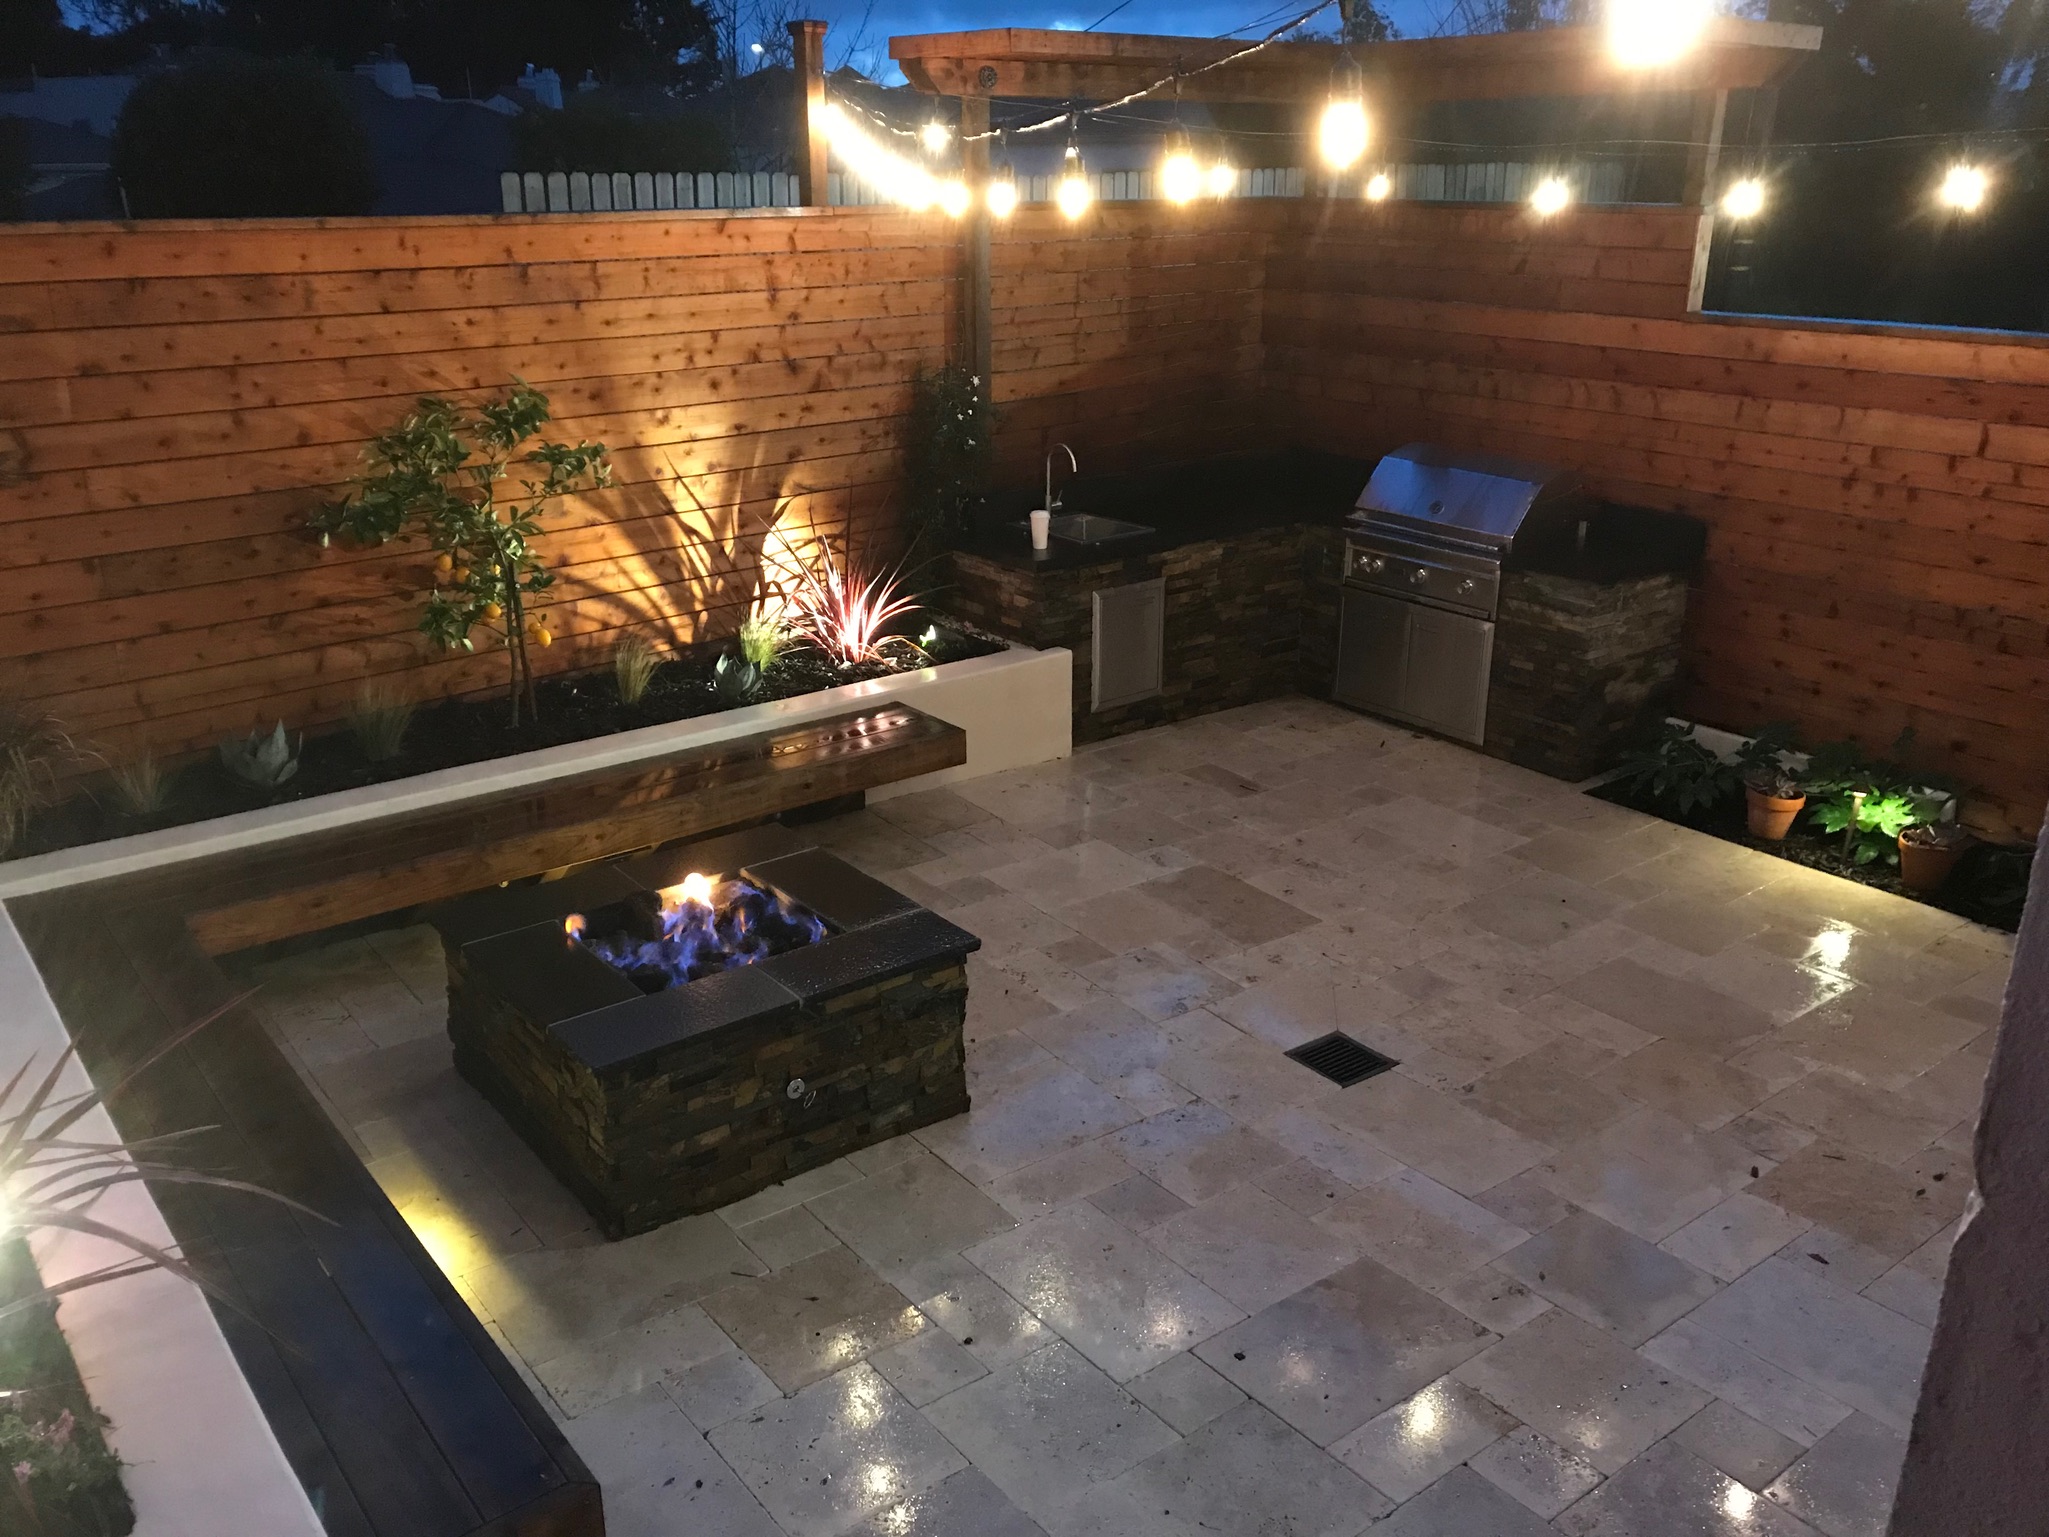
[919,120,952,156]
[1365,172,1392,202]
[1530,176,1572,217]
[937,179,971,218]
[1161,149,1202,205]
[1319,98,1370,172]
[1057,146,1092,220]
[986,177,1019,218]
[1208,161,1237,197]
[1608,0,1713,69]
[1938,163,1989,212]
[1721,177,1765,220]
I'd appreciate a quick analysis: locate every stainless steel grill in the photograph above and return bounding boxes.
[1334,444,1587,744]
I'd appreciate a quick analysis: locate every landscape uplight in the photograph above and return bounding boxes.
[1530,176,1572,216]
[1721,177,1766,220]
[1608,0,1712,69]
[1938,163,1990,212]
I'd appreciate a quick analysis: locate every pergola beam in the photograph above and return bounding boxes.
[889,18,1821,106]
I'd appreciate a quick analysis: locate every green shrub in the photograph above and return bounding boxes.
[111,52,375,218]
[512,97,729,172]
[904,364,993,552]
[1618,721,1739,818]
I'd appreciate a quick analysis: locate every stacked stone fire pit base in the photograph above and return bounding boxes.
[429,826,977,1239]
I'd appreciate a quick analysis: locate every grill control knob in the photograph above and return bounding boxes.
[1408,568,1429,586]
[1457,578,1476,595]
[1365,556,1385,574]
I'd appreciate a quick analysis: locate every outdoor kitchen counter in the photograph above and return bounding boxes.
[944,452,1373,742]
[953,450,1372,575]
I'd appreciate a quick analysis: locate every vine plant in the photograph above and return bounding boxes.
[311,382,609,726]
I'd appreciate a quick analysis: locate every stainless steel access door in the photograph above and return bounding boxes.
[1334,588,1494,745]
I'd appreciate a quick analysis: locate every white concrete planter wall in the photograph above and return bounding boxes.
[0,643,1074,900]
[0,916,326,1537]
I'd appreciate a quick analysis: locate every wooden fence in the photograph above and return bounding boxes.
[1264,200,2049,836]
[2,197,2047,830]
[0,203,1262,764]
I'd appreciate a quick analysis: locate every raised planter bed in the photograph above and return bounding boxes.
[0,642,1072,903]
[11,624,1010,864]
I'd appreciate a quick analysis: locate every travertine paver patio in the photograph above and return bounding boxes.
[235,699,2009,1537]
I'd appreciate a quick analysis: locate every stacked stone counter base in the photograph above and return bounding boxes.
[431,827,977,1239]
[1483,570,1692,782]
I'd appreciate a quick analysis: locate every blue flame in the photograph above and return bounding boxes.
[576,877,827,992]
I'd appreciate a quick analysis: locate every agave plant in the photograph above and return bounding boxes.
[776,543,924,669]
[712,653,764,706]
[0,1001,325,1322]
[218,721,300,792]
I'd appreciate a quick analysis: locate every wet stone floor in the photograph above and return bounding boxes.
[238,699,2012,1537]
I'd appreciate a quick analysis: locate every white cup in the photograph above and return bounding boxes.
[1029,509,1051,550]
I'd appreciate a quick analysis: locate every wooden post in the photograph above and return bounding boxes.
[1683,87,1730,208]
[790,20,829,207]
[959,94,993,390]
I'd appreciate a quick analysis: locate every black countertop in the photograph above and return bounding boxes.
[956,449,1705,586]
[955,450,1374,574]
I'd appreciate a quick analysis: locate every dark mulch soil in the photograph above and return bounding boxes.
[1592,778,2029,935]
[13,625,1006,863]
[0,1241,134,1537]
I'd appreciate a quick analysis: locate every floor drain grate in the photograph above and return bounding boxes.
[1285,1033,1398,1088]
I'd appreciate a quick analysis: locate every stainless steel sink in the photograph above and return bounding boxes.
[1048,514,1154,544]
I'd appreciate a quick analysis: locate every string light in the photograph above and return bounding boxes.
[1209,160,1238,197]
[814,103,966,215]
[1721,177,1766,219]
[1608,0,1713,69]
[919,121,952,156]
[1530,176,1573,216]
[986,173,1019,218]
[1161,128,1203,205]
[1319,98,1370,172]
[1057,138,1094,220]
[1938,163,1990,212]
[1365,171,1392,202]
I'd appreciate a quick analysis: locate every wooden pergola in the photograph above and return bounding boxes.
[888,18,1821,107]
[858,17,1823,386]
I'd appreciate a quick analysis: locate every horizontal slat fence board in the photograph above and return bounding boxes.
[0,203,1268,761]
[1263,201,2049,835]
[7,195,2047,832]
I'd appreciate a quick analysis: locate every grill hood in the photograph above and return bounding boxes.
[1353,443,1584,554]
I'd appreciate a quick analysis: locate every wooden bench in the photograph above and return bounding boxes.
[4,702,967,1537]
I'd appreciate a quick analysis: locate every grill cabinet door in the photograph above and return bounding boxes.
[1334,588,1409,716]
[1403,605,1494,745]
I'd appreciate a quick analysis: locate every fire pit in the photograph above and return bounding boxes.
[429,826,978,1238]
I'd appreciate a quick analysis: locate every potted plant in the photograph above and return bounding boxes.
[1899,816,1972,894]
[1736,722,1804,841]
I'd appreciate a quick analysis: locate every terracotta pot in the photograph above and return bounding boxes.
[1899,835,1966,894]
[1745,786,1806,841]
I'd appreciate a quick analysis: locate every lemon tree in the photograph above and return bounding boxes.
[312,382,609,726]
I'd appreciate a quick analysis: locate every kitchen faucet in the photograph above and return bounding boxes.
[1045,443,1077,514]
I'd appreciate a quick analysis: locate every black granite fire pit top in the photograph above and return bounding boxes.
[427,824,981,1073]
